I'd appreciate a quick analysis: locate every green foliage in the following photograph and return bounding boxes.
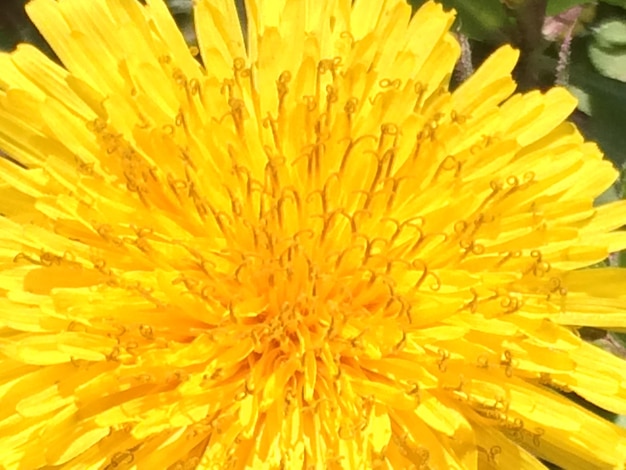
[547,0,587,15]
[569,41,626,166]
[568,4,626,167]
[588,17,626,82]
[430,0,511,42]
[593,17,626,48]
[603,0,626,9]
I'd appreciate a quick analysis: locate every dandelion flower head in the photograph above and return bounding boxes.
[1,0,626,468]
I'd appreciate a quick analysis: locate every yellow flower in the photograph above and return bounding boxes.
[1,0,626,468]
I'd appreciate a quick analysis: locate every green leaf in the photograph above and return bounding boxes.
[568,40,626,165]
[0,31,12,52]
[546,0,585,16]
[588,17,626,82]
[436,0,511,42]
[602,0,626,10]
[588,43,626,81]
[592,17,626,48]
[615,414,626,429]
[165,0,192,15]
[595,183,620,205]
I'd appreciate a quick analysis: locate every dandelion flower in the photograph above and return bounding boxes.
[1,0,626,468]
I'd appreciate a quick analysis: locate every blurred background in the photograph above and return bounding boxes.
[1,0,626,448]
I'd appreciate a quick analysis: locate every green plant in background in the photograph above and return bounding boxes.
[0,0,53,56]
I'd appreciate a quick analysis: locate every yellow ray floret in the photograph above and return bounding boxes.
[0,0,626,468]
